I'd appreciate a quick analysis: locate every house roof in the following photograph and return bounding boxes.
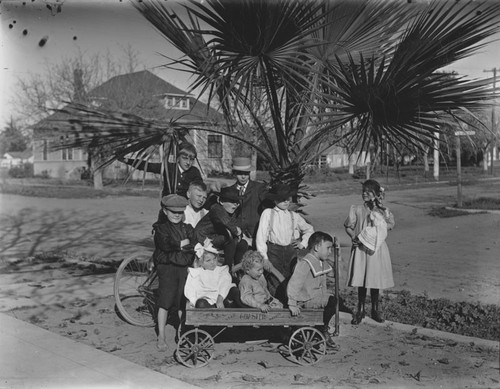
[33,70,225,132]
[3,150,32,159]
[88,70,224,122]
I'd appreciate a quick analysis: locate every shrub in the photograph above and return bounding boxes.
[8,162,34,178]
[342,289,499,341]
[382,290,499,341]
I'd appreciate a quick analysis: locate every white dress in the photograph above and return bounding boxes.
[345,204,394,289]
[184,265,235,306]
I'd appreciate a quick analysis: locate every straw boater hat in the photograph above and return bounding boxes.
[232,157,252,173]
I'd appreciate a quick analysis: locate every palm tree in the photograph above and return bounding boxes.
[55,0,500,196]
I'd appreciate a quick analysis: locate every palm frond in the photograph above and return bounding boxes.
[296,0,500,163]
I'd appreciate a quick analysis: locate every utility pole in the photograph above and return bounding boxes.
[483,68,497,175]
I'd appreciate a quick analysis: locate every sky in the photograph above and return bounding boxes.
[1,0,500,129]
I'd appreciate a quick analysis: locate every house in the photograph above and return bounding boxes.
[32,70,231,180]
[1,150,34,169]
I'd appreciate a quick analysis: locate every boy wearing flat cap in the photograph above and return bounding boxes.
[152,194,195,351]
[228,157,267,244]
[256,183,314,280]
[194,186,248,268]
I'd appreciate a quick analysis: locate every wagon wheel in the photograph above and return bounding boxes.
[288,327,326,365]
[176,328,215,368]
[114,252,157,327]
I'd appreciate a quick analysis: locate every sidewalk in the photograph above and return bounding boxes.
[0,313,200,389]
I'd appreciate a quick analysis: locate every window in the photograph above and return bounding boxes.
[207,135,223,158]
[60,136,73,160]
[164,96,189,110]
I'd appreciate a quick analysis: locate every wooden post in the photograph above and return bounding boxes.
[433,132,440,181]
[484,67,497,175]
[456,135,462,208]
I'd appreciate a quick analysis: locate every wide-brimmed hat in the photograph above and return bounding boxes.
[232,157,252,173]
[161,194,188,212]
[266,183,296,202]
[218,186,240,204]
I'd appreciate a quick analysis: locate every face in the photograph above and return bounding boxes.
[187,187,207,210]
[275,197,291,211]
[163,208,184,224]
[177,151,196,171]
[234,172,250,186]
[221,200,239,214]
[200,252,218,271]
[362,187,377,203]
[315,240,333,261]
[247,262,264,280]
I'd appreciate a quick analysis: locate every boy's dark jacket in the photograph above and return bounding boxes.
[152,219,195,266]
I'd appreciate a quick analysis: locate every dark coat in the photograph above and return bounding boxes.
[122,159,202,198]
[194,203,240,248]
[152,219,195,266]
[230,180,268,238]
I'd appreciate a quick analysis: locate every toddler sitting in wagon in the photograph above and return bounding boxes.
[238,251,283,312]
[184,238,241,308]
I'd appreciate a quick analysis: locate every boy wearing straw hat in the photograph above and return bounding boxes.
[229,157,267,244]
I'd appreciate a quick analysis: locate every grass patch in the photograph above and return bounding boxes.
[462,197,500,210]
[0,183,158,199]
[428,207,473,217]
[342,289,499,341]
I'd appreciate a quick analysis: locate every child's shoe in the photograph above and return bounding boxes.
[351,310,365,325]
[371,309,384,323]
[323,332,337,349]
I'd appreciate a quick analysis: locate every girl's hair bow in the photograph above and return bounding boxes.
[194,238,220,259]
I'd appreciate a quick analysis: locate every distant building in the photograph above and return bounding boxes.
[307,145,370,170]
[1,150,34,169]
[31,70,231,180]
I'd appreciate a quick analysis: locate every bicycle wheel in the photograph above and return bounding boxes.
[114,252,157,327]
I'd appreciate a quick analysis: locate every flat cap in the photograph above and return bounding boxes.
[161,194,188,212]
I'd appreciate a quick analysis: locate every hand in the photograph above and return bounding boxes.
[180,239,190,248]
[235,227,242,237]
[216,295,225,309]
[259,304,271,313]
[289,305,301,316]
[352,237,360,247]
[263,259,273,272]
[291,239,301,249]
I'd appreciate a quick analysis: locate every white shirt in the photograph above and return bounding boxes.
[237,182,248,196]
[184,204,208,228]
[256,207,314,260]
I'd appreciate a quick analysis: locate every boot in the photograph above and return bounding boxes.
[351,287,366,325]
[371,289,385,323]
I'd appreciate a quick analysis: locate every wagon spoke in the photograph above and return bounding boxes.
[290,345,306,354]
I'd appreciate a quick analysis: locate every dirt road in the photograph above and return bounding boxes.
[1,180,499,304]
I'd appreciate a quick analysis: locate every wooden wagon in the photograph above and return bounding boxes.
[176,307,328,367]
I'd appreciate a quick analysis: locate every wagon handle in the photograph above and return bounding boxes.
[333,236,340,336]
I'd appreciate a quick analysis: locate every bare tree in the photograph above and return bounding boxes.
[12,46,142,189]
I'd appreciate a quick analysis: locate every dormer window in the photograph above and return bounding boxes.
[164,95,190,110]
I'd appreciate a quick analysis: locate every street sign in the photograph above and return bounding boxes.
[454,131,476,136]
